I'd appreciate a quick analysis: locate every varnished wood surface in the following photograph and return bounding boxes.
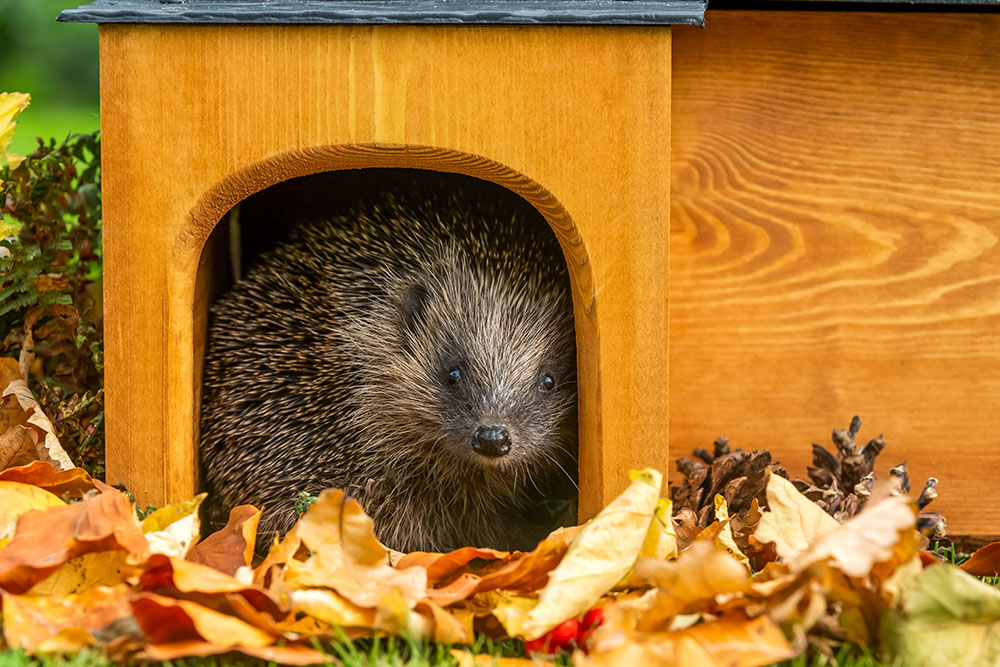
[99,25,671,516]
[670,12,1000,535]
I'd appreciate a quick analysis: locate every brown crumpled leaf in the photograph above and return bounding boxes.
[186,505,262,576]
[0,484,147,594]
[0,369,74,471]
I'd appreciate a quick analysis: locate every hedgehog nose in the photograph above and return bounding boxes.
[473,425,511,458]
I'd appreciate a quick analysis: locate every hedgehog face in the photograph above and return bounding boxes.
[384,256,577,480]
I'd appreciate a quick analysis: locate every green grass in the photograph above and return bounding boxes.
[0,638,893,667]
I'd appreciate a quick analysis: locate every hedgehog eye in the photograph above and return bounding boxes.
[447,367,463,386]
[539,373,556,393]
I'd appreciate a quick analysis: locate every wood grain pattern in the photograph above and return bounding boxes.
[98,25,671,517]
[670,12,1000,534]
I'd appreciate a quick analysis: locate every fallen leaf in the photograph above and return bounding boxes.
[0,480,65,532]
[785,492,917,578]
[0,425,36,470]
[187,505,262,576]
[0,486,147,594]
[2,584,132,652]
[287,587,376,629]
[499,469,662,639]
[26,551,128,596]
[142,493,205,559]
[639,497,678,561]
[139,554,283,620]
[397,546,512,586]
[424,524,583,607]
[711,495,750,569]
[130,592,276,648]
[580,612,794,667]
[755,472,840,562]
[0,461,96,499]
[884,563,1000,667]
[626,541,751,627]
[959,542,1000,577]
[283,489,427,608]
[2,378,74,470]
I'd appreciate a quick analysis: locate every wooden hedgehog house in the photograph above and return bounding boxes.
[61,0,1000,540]
[60,0,697,521]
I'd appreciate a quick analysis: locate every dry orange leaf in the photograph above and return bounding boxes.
[0,461,97,499]
[959,542,1000,577]
[131,592,276,648]
[1,584,132,652]
[582,612,794,667]
[139,554,284,621]
[187,505,262,576]
[397,546,512,586]
[424,524,583,607]
[0,486,147,594]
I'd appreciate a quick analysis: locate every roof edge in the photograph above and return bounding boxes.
[59,0,707,26]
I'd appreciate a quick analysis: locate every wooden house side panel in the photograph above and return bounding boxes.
[670,11,1000,535]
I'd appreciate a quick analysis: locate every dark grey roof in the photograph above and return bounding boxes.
[59,0,707,26]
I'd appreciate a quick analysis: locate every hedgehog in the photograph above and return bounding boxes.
[199,171,578,553]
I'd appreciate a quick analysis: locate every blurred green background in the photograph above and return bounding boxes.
[1,0,100,156]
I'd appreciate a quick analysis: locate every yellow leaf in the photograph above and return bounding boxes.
[284,489,426,608]
[0,92,30,160]
[755,471,839,561]
[713,495,750,569]
[639,497,678,561]
[0,480,65,532]
[289,587,377,629]
[142,493,206,558]
[26,551,127,596]
[503,469,662,639]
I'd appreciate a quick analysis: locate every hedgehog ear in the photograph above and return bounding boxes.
[401,283,430,330]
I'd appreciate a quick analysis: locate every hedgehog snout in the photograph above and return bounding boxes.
[472,424,511,458]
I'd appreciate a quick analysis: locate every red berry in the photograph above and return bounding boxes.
[524,619,580,656]
[548,618,580,648]
[576,608,606,652]
[580,607,605,632]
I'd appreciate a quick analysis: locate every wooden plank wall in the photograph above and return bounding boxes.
[670,12,1000,535]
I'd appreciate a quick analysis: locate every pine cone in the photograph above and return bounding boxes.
[671,416,946,540]
[670,436,788,529]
